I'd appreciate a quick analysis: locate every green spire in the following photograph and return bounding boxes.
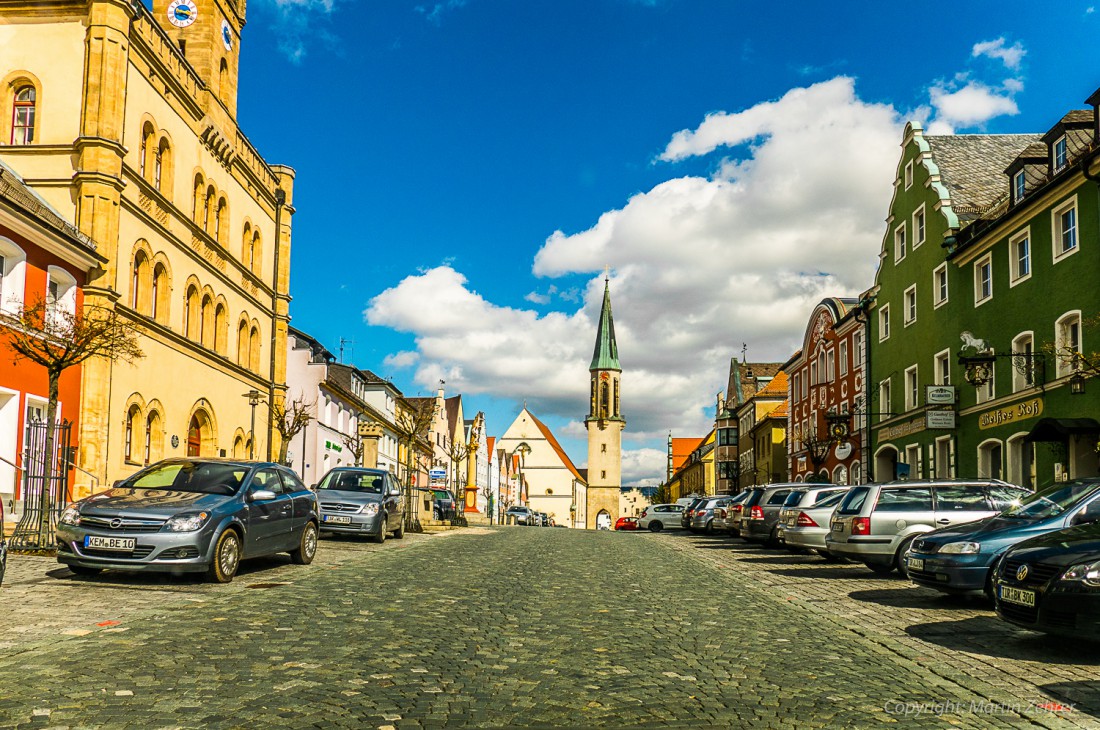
[590,278,621,371]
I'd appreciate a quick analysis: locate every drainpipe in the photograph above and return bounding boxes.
[267,188,286,462]
[855,298,872,482]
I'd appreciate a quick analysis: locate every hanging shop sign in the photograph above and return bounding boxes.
[978,397,1044,430]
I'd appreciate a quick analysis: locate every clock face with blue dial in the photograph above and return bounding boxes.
[167,0,197,28]
[221,19,233,50]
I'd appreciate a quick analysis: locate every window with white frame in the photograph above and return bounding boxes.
[1011,332,1036,391]
[878,378,892,421]
[853,330,864,369]
[934,349,951,385]
[1054,136,1068,172]
[903,285,917,326]
[45,266,77,330]
[879,305,890,341]
[839,340,849,376]
[904,365,918,411]
[826,348,835,382]
[0,239,27,314]
[894,224,906,262]
[1053,197,1078,261]
[905,444,921,479]
[913,206,926,248]
[904,160,913,189]
[974,254,992,305]
[933,263,948,308]
[1056,311,1082,377]
[935,436,954,478]
[1009,229,1031,284]
[1013,170,1026,203]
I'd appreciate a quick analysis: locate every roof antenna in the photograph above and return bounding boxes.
[339,337,355,363]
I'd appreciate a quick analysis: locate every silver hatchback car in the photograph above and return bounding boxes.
[56,458,319,583]
[315,468,406,542]
[825,479,1031,575]
[780,488,849,557]
[638,503,685,532]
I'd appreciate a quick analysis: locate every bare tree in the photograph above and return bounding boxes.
[0,297,143,548]
[340,428,365,466]
[393,399,436,530]
[445,435,472,507]
[270,395,313,465]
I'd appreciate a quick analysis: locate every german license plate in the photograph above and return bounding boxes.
[831,521,843,533]
[999,585,1036,607]
[84,535,135,551]
[907,557,924,572]
[323,515,352,525]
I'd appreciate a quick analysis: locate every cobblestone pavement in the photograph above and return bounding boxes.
[0,526,1097,728]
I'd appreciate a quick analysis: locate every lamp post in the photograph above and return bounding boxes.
[243,389,265,460]
[515,442,531,508]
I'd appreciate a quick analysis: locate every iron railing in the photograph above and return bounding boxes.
[10,419,72,553]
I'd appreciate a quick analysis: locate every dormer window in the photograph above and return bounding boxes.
[1054,136,1068,172]
[1013,170,1026,202]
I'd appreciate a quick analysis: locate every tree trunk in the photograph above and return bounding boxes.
[37,368,61,547]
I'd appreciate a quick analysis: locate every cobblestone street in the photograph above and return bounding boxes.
[0,527,1098,728]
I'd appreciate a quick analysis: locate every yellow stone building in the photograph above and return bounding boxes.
[585,279,624,529]
[0,0,295,492]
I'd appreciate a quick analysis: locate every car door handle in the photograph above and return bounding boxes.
[937,519,950,524]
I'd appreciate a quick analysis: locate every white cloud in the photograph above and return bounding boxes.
[524,291,550,305]
[368,77,902,468]
[416,0,468,25]
[253,0,338,63]
[383,350,419,369]
[972,37,1026,70]
[621,448,667,486]
[928,80,1020,133]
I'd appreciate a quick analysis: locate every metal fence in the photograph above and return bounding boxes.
[10,420,72,553]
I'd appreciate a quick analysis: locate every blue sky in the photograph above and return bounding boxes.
[232,0,1099,484]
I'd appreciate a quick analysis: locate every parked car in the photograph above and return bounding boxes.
[908,479,1100,596]
[826,479,1031,576]
[713,491,749,533]
[614,516,639,531]
[690,495,736,533]
[639,503,686,532]
[681,497,708,529]
[315,467,405,543]
[0,497,6,587]
[993,500,1100,637]
[56,458,319,583]
[433,489,457,520]
[739,484,803,546]
[504,505,535,525]
[780,487,850,557]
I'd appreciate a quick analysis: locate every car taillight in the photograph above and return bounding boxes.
[750,505,764,520]
[796,512,818,527]
[731,505,743,514]
[641,509,648,517]
[686,510,694,517]
[715,508,726,518]
[852,517,871,536]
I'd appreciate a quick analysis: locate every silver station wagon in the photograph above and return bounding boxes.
[56,458,319,583]
[315,467,406,542]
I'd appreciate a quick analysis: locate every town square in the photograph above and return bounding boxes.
[2,0,1100,726]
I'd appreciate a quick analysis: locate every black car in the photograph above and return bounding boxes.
[993,500,1100,638]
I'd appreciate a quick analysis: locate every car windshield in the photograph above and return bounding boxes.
[783,491,807,508]
[128,461,248,495]
[317,470,385,493]
[1001,481,1099,520]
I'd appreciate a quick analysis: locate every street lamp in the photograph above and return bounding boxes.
[1071,370,1087,395]
[243,389,265,459]
[515,442,531,507]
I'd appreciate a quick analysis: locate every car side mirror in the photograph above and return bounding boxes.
[112,480,124,488]
[388,489,401,497]
[249,489,277,502]
[1072,502,1100,526]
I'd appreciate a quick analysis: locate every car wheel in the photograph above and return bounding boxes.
[895,535,917,577]
[649,521,663,532]
[68,565,102,577]
[394,517,405,539]
[983,568,996,602]
[765,526,781,548]
[705,519,715,534]
[206,529,241,583]
[290,522,318,565]
[866,562,895,575]
[374,516,388,544]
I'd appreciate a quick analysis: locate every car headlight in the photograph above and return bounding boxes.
[1062,560,1100,587]
[361,503,380,516]
[163,512,210,532]
[939,541,981,555]
[59,505,81,526]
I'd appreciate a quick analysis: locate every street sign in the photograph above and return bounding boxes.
[429,468,447,480]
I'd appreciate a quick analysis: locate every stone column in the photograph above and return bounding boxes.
[358,421,383,469]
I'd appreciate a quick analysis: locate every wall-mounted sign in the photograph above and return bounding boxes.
[926,385,957,405]
[926,410,956,429]
[170,435,179,448]
[429,468,447,480]
[876,418,925,442]
[324,440,343,453]
[979,397,1044,430]
[834,441,853,460]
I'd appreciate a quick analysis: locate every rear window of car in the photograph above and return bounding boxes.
[783,490,807,508]
[837,486,870,515]
[743,489,765,506]
[814,491,847,509]
[814,489,846,505]
[935,486,992,511]
[767,489,793,505]
[876,487,933,512]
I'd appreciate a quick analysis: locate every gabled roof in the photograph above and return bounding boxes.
[445,396,462,438]
[754,371,789,398]
[526,410,586,485]
[924,133,1038,220]
[357,368,391,385]
[727,361,785,407]
[590,279,621,371]
[671,437,704,472]
[486,436,496,456]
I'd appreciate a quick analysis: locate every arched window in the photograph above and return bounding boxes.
[251,230,262,274]
[978,439,1004,480]
[249,324,261,372]
[200,294,213,347]
[219,59,229,99]
[11,86,35,145]
[151,262,168,323]
[1056,311,1083,378]
[184,284,199,339]
[241,223,252,268]
[214,302,227,354]
[851,461,862,485]
[204,186,215,233]
[154,140,164,191]
[216,197,228,245]
[0,237,28,314]
[145,410,162,465]
[132,251,152,314]
[232,434,245,459]
[46,266,77,330]
[139,122,154,179]
[124,404,141,463]
[237,319,249,366]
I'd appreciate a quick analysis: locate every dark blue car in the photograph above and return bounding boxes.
[906,479,1100,597]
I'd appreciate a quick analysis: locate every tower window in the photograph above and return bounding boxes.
[601,470,606,479]
[601,444,606,453]
[11,86,36,145]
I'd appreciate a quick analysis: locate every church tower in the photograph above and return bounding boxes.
[585,278,624,529]
[152,0,245,117]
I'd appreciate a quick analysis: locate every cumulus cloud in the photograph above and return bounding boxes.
[416,0,468,25]
[972,37,1026,70]
[621,448,667,486]
[368,77,902,459]
[383,350,419,369]
[253,0,338,63]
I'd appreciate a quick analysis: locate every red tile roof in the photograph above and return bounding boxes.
[755,371,789,398]
[671,437,704,472]
[526,410,587,485]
